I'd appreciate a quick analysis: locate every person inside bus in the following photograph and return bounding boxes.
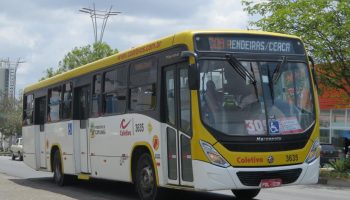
[204,80,223,124]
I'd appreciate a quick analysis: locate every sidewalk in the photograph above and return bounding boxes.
[0,173,75,200]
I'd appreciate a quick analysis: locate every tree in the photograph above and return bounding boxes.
[41,42,118,80]
[0,93,23,138]
[242,0,350,97]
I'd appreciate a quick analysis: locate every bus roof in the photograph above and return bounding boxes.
[24,30,300,93]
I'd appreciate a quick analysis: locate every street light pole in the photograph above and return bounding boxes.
[79,4,121,43]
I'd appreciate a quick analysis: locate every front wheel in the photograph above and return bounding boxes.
[135,153,159,200]
[232,189,260,199]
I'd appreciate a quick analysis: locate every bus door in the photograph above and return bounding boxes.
[35,96,46,168]
[74,85,90,173]
[163,63,194,186]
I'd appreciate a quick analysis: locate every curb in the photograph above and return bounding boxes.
[318,177,350,187]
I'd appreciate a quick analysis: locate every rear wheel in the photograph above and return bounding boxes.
[232,189,260,199]
[135,153,159,200]
[53,150,74,186]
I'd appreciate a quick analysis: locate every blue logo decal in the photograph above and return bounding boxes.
[68,123,72,135]
[269,120,279,134]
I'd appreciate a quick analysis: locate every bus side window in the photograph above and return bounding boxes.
[48,86,61,122]
[61,82,72,119]
[103,67,127,114]
[129,58,157,111]
[91,74,102,117]
[23,94,34,125]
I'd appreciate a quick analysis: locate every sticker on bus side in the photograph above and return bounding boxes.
[68,123,72,135]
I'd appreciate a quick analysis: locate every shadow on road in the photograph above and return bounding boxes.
[9,177,236,200]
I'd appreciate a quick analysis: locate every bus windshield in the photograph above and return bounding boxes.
[199,59,315,136]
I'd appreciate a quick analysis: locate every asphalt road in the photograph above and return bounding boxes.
[0,156,349,200]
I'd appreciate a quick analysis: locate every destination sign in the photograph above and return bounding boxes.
[195,34,305,55]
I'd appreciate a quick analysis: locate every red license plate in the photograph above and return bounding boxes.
[260,178,282,188]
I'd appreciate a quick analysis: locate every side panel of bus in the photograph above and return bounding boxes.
[89,114,162,182]
[46,121,75,174]
[23,126,37,169]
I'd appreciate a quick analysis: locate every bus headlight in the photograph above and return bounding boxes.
[305,139,320,164]
[200,140,230,168]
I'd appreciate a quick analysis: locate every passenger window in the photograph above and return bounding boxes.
[62,83,72,119]
[130,84,156,111]
[129,58,157,111]
[92,74,101,117]
[23,94,34,125]
[48,87,61,122]
[103,67,127,114]
[130,59,157,86]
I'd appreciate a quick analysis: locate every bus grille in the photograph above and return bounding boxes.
[236,168,302,186]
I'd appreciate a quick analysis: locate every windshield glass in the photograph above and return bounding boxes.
[199,59,315,136]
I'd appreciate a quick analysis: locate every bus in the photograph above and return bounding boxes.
[22,30,320,200]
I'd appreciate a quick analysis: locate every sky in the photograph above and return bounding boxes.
[0,0,253,95]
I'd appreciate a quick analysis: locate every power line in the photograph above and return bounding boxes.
[79,3,121,43]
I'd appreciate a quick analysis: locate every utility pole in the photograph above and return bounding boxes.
[0,58,24,99]
[79,3,121,43]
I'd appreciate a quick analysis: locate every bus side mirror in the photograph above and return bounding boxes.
[188,64,199,90]
[308,56,319,91]
[181,51,199,90]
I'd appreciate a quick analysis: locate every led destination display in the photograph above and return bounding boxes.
[195,34,305,55]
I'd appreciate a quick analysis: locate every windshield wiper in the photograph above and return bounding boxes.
[268,56,287,104]
[225,54,256,85]
[272,56,286,83]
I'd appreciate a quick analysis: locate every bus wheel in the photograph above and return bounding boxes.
[232,189,260,199]
[53,150,74,186]
[135,153,158,200]
[19,152,23,161]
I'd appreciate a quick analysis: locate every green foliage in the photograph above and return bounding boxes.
[329,158,350,173]
[0,93,23,137]
[320,158,350,179]
[41,42,118,80]
[320,169,350,179]
[242,0,350,97]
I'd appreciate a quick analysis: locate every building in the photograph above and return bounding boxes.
[318,85,350,155]
[0,60,17,98]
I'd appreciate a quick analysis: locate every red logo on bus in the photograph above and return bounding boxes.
[120,119,132,136]
[120,119,131,129]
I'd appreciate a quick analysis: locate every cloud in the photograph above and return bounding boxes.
[0,0,250,96]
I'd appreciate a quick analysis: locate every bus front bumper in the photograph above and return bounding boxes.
[192,157,320,191]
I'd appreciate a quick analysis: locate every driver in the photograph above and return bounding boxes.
[205,80,223,112]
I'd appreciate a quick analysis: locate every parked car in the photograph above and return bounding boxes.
[320,144,339,167]
[10,138,23,161]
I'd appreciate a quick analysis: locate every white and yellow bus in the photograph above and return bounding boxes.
[23,30,320,200]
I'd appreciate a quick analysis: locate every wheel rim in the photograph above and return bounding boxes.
[140,165,154,194]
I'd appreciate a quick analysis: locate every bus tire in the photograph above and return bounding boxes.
[135,153,159,200]
[53,150,74,186]
[232,189,260,199]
